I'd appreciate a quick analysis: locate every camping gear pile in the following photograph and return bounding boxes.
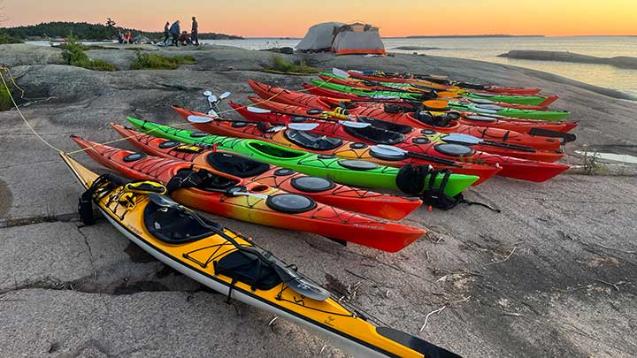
[63,67,576,357]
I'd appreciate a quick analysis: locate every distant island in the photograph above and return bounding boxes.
[403,34,545,39]
[1,21,243,42]
[499,50,637,70]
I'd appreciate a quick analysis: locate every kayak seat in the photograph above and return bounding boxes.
[144,197,219,244]
[284,130,343,151]
[206,152,270,178]
[214,249,282,290]
[167,169,238,193]
[357,117,413,134]
[343,124,405,145]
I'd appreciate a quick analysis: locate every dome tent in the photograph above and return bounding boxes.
[296,22,385,55]
[331,23,385,55]
[296,22,344,52]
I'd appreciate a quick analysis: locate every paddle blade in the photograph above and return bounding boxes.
[332,68,350,78]
[469,98,495,105]
[246,106,272,114]
[219,91,231,100]
[373,144,407,154]
[273,266,330,301]
[340,120,371,128]
[188,115,214,123]
[208,95,218,103]
[288,122,320,131]
[203,90,213,97]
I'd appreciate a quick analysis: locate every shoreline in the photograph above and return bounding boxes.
[1,43,636,358]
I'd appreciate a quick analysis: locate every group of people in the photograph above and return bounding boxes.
[117,30,135,44]
[163,17,199,47]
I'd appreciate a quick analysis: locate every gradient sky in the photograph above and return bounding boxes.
[2,0,636,37]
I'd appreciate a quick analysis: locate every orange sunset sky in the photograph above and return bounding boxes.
[2,0,636,37]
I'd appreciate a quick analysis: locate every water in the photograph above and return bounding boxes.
[27,36,637,97]
[206,36,637,97]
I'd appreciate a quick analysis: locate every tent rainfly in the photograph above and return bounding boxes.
[296,22,344,52]
[296,22,385,55]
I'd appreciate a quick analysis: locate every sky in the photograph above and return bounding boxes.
[1,0,636,37]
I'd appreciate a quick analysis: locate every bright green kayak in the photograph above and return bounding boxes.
[309,79,570,121]
[447,102,570,121]
[126,117,478,197]
[319,72,551,106]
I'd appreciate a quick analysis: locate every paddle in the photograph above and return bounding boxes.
[204,90,232,113]
[370,144,461,167]
[186,113,334,134]
[245,106,372,129]
[442,133,536,153]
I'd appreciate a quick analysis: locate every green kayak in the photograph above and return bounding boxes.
[319,72,551,106]
[447,102,570,121]
[126,117,478,197]
[310,79,570,121]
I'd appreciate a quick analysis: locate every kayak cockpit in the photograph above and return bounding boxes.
[169,168,239,192]
[206,152,271,178]
[247,142,306,159]
[284,130,343,151]
[215,249,283,290]
[342,123,405,145]
[144,194,220,244]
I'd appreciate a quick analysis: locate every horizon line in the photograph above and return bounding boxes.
[3,21,636,38]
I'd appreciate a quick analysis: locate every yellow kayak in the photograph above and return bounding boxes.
[60,152,459,358]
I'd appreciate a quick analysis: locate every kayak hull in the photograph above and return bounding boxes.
[243,98,566,163]
[247,80,575,135]
[126,117,480,197]
[71,136,425,252]
[60,153,457,357]
[112,123,423,220]
[223,104,567,182]
[175,108,500,185]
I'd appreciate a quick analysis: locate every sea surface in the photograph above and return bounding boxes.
[27,36,636,97]
[208,36,637,97]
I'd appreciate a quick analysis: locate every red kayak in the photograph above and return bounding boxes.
[247,80,577,135]
[71,135,425,252]
[243,98,565,163]
[177,106,568,183]
[301,83,565,150]
[173,106,502,184]
[111,124,422,220]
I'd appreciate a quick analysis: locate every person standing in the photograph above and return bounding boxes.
[191,17,199,46]
[162,22,170,45]
[169,20,181,46]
